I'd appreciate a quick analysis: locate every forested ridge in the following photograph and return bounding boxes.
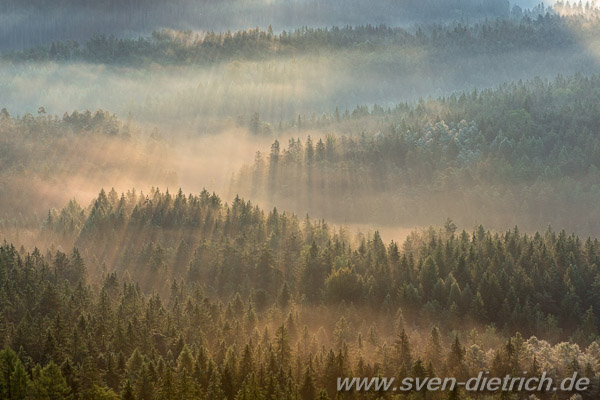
[0,108,175,219]
[5,4,600,126]
[4,1,600,399]
[232,73,600,235]
[0,0,522,51]
[1,188,600,399]
[1,10,592,65]
[41,188,600,339]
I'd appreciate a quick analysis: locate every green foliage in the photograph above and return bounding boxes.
[324,268,363,303]
[233,73,600,235]
[30,188,600,340]
[1,189,600,398]
[4,12,594,66]
[29,361,70,399]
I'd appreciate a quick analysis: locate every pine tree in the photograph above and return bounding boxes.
[447,335,466,379]
[334,317,350,349]
[274,324,291,367]
[394,329,412,371]
[9,360,28,399]
[299,367,316,400]
[300,241,325,303]
[278,282,291,310]
[470,292,487,321]
[582,306,598,339]
[421,256,439,300]
[425,326,442,368]
[206,369,225,400]
[135,363,154,400]
[235,375,264,400]
[29,361,71,399]
[120,379,135,400]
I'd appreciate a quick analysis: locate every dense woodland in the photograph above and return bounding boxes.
[1,10,590,65]
[232,73,600,235]
[1,188,600,399]
[1,0,522,51]
[6,6,600,127]
[3,1,600,399]
[0,108,175,219]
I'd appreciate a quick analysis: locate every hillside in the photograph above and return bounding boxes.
[1,188,600,398]
[232,73,600,235]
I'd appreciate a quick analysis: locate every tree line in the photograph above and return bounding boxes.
[3,10,595,65]
[232,73,600,236]
[1,188,600,398]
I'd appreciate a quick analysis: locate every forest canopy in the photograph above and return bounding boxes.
[2,1,600,399]
[2,12,595,65]
[231,73,600,236]
[1,188,600,398]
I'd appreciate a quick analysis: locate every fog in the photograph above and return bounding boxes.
[0,122,279,217]
[1,0,543,50]
[2,0,600,241]
[4,4,600,399]
[2,34,597,128]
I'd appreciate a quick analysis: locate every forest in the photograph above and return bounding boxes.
[2,12,580,65]
[1,0,525,51]
[5,7,600,127]
[2,0,600,399]
[231,73,600,235]
[1,189,600,399]
[0,107,177,220]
